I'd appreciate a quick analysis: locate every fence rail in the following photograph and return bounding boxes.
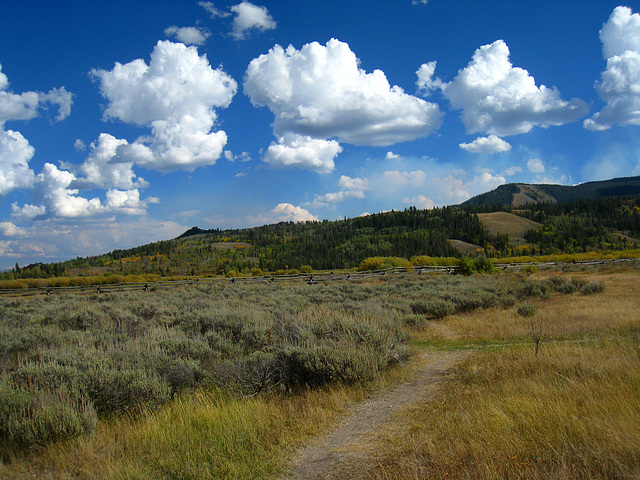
[1,257,637,297]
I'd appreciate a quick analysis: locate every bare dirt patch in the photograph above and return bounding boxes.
[281,350,468,480]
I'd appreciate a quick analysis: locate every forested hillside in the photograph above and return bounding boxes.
[3,194,640,281]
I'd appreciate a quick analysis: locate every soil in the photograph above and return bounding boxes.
[281,350,468,480]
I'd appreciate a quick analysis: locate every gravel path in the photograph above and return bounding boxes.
[281,350,468,480]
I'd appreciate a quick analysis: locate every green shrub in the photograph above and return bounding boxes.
[403,314,427,330]
[358,256,412,271]
[88,368,171,416]
[457,257,476,276]
[580,281,605,295]
[281,343,383,386]
[0,382,96,449]
[410,256,437,267]
[545,276,578,294]
[517,303,538,317]
[498,294,517,308]
[474,257,496,274]
[410,299,456,318]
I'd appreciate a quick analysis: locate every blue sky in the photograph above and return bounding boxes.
[1,0,640,269]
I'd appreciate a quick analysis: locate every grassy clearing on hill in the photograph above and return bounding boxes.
[477,211,542,246]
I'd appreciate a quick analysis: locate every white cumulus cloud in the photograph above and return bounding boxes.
[0,66,72,196]
[230,2,276,40]
[245,39,442,171]
[164,26,211,45]
[422,40,588,136]
[91,40,237,172]
[262,134,342,173]
[585,7,640,131]
[403,195,435,209]
[74,133,147,190]
[12,163,155,220]
[459,135,511,154]
[0,65,72,125]
[248,203,318,225]
[0,221,25,237]
[0,129,36,196]
[311,175,370,207]
[503,166,522,176]
[527,158,545,173]
[382,170,427,189]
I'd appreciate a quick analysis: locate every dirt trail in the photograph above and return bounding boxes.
[281,350,468,480]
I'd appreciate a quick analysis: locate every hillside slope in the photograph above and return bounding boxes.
[462,176,640,208]
[477,212,542,246]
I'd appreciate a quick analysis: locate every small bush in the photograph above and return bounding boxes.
[580,281,605,295]
[498,295,517,308]
[0,382,96,449]
[282,343,383,387]
[474,257,496,274]
[517,303,538,317]
[403,314,427,330]
[88,368,171,416]
[410,299,456,318]
[456,257,476,276]
[517,281,551,300]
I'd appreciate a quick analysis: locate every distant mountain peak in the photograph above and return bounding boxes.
[177,226,208,239]
[461,175,640,207]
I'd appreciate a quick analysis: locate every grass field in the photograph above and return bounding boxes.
[0,264,638,479]
[477,211,542,246]
[369,267,640,479]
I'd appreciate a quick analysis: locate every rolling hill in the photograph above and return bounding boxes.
[461,176,640,208]
[3,176,640,282]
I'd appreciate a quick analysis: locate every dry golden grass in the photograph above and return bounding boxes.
[477,211,541,246]
[414,269,640,344]
[369,269,640,479]
[0,386,362,480]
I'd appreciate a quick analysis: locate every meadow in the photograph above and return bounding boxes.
[0,264,636,479]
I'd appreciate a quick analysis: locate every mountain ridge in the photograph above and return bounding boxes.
[460,175,640,208]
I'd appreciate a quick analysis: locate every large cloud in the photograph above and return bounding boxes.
[245,39,442,171]
[420,40,588,136]
[12,163,156,220]
[0,65,72,196]
[0,65,72,125]
[310,175,370,207]
[584,7,640,131]
[230,2,276,40]
[91,40,237,171]
[262,133,342,173]
[247,203,318,225]
[459,135,511,154]
[0,129,36,195]
[73,133,147,190]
